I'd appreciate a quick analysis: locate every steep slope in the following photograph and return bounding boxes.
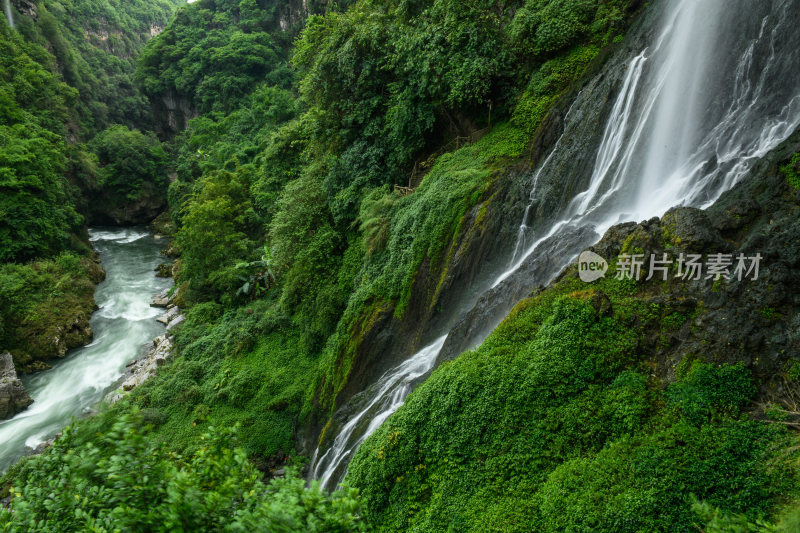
[3,0,800,530]
[347,130,800,532]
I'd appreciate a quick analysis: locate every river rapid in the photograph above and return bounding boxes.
[0,228,171,473]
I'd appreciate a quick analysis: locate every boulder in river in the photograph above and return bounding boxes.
[156,306,179,325]
[166,314,186,331]
[155,263,173,278]
[0,353,33,420]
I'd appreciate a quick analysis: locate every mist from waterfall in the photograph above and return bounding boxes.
[310,0,800,489]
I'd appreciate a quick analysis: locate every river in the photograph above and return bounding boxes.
[0,227,171,473]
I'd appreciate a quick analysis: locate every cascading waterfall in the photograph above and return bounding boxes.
[3,0,14,29]
[309,336,447,488]
[311,0,800,489]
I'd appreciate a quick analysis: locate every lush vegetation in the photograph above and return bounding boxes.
[4,0,800,531]
[0,252,103,371]
[154,0,638,432]
[0,414,367,531]
[0,0,179,367]
[0,21,82,263]
[15,0,182,136]
[87,123,169,209]
[346,273,800,531]
[136,0,297,116]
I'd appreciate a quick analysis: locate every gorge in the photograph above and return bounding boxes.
[311,0,800,489]
[2,0,800,531]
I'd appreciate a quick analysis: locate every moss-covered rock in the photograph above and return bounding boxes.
[0,254,104,373]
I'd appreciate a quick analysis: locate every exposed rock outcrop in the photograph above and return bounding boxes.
[107,334,173,404]
[150,287,172,308]
[0,353,33,420]
[87,185,166,226]
[10,0,36,19]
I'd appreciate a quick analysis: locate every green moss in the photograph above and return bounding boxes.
[661,311,689,331]
[759,306,781,322]
[665,362,757,425]
[780,153,800,190]
[0,253,102,371]
[513,45,601,137]
[787,361,800,383]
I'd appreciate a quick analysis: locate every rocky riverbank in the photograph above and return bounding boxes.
[106,287,184,404]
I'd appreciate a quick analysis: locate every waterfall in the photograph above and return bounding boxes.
[310,0,800,489]
[3,0,13,29]
[309,336,447,487]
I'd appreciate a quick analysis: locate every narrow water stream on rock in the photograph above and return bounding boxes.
[0,228,170,473]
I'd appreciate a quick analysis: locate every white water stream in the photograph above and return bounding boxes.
[311,0,800,489]
[3,0,13,29]
[0,228,171,472]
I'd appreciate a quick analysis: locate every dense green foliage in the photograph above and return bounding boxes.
[0,22,82,262]
[156,0,637,428]
[292,0,630,225]
[0,0,178,365]
[781,152,800,189]
[88,124,169,205]
[6,0,800,531]
[0,252,102,370]
[137,0,294,115]
[346,276,800,531]
[0,415,367,532]
[16,0,182,136]
[126,300,314,459]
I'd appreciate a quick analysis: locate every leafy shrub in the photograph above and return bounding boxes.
[88,124,169,204]
[137,0,292,116]
[346,280,793,532]
[780,153,800,189]
[666,362,757,425]
[177,168,260,303]
[0,415,368,532]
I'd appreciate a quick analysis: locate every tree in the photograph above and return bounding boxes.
[89,124,168,205]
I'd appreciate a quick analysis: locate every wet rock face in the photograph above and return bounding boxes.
[305,10,659,449]
[583,130,800,386]
[438,223,599,362]
[10,0,36,19]
[0,353,33,420]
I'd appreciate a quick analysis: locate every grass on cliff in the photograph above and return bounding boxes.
[346,272,800,532]
[307,40,612,421]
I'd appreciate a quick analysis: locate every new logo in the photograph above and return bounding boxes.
[578,251,608,282]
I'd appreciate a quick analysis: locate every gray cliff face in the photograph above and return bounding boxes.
[0,353,32,420]
[160,89,198,136]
